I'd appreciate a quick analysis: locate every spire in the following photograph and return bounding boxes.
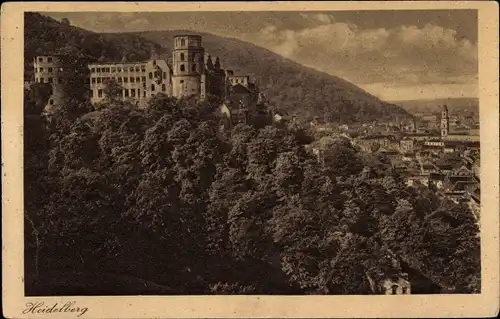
[121,55,128,63]
[207,55,214,70]
[214,57,221,70]
[442,104,449,114]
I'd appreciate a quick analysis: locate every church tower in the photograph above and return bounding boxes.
[171,35,205,99]
[440,104,449,138]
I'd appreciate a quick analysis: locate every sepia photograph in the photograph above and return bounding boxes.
[2,1,499,318]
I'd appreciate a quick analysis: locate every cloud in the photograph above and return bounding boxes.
[243,16,478,98]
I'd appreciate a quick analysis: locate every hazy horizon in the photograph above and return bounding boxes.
[43,11,478,101]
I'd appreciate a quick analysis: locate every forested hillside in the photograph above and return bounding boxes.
[24,13,167,80]
[24,87,480,295]
[24,13,411,124]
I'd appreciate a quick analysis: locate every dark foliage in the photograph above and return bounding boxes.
[24,91,480,295]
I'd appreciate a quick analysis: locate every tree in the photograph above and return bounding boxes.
[103,78,124,103]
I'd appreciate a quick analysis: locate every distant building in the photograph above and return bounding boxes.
[227,72,250,88]
[440,105,449,138]
[381,274,411,295]
[34,34,263,119]
[220,100,249,128]
[406,174,430,187]
[400,137,414,153]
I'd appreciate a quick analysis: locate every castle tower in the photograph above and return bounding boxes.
[441,104,449,138]
[33,55,66,115]
[171,35,205,99]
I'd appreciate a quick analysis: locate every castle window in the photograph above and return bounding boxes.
[97,78,102,83]
[91,68,95,72]
[143,82,146,88]
[91,78,96,84]
[180,80,184,84]
[111,67,116,72]
[402,287,408,294]
[39,67,44,72]
[131,89,136,97]
[180,64,185,72]
[118,77,122,83]
[48,67,53,73]
[98,89,103,98]
[49,99,54,105]
[143,91,146,97]
[181,38,185,46]
[151,84,155,91]
[129,67,134,72]
[97,68,101,73]
[192,64,196,72]
[137,88,140,96]
[130,77,135,83]
[48,77,53,83]
[117,67,122,72]
[124,77,128,83]
[162,84,166,91]
[40,78,45,83]
[135,76,140,82]
[38,57,43,62]
[149,72,153,79]
[125,89,129,97]
[105,67,109,72]
[135,66,140,72]
[153,71,157,78]
[47,57,52,63]
[142,76,146,82]
[180,53,185,61]
[163,72,167,79]
[141,66,146,72]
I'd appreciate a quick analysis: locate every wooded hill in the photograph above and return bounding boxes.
[25,13,412,124]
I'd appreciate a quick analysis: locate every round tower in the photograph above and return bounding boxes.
[171,35,205,98]
[33,55,66,114]
[440,104,449,138]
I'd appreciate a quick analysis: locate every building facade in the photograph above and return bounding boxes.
[33,34,261,122]
[88,59,171,107]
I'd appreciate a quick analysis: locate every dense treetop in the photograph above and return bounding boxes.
[24,83,479,295]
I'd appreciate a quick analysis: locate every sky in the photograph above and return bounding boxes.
[44,10,478,101]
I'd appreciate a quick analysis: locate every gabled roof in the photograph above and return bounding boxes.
[231,84,250,94]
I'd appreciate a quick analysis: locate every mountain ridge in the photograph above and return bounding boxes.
[391,97,479,116]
